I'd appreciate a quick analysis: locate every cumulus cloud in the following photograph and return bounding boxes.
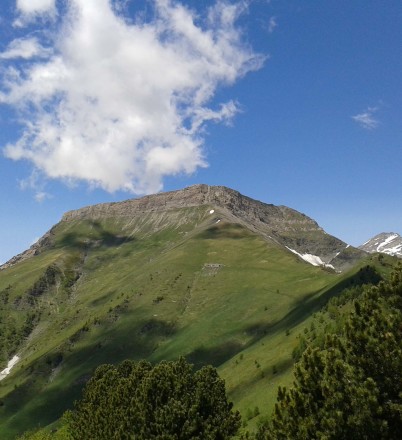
[1,0,264,194]
[16,0,56,15]
[13,0,56,25]
[352,107,380,130]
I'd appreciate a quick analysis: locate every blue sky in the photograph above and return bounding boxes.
[0,0,401,264]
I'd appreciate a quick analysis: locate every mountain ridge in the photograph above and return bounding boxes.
[1,184,366,272]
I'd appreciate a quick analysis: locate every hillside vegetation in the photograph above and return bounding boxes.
[0,186,396,438]
[15,264,402,439]
[257,262,402,439]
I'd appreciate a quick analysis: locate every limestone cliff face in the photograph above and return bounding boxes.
[62,184,318,233]
[2,185,366,271]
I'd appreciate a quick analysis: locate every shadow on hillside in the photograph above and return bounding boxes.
[243,264,383,344]
[88,289,118,307]
[197,223,250,240]
[58,220,135,250]
[186,340,244,369]
[139,318,176,338]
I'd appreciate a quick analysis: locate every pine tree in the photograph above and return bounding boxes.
[257,263,402,440]
[67,357,240,439]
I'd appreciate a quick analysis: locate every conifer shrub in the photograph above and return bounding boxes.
[66,357,241,439]
[257,263,402,440]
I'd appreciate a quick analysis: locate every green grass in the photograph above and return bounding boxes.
[0,206,394,438]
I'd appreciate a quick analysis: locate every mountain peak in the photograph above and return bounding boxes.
[60,184,323,240]
[359,232,402,258]
[2,185,366,272]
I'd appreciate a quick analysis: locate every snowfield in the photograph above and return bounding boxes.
[0,355,20,381]
[286,247,335,269]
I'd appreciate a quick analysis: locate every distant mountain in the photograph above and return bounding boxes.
[359,232,402,258]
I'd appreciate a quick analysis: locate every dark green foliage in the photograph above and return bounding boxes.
[0,259,81,366]
[67,357,241,439]
[16,429,53,440]
[0,285,11,304]
[257,263,402,440]
[291,336,307,362]
[27,264,61,298]
[0,264,60,363]
[16,416,70,440]
[0,305,39,365]
[0,266,62,364]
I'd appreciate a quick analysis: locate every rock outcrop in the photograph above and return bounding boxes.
[0,228,55,270]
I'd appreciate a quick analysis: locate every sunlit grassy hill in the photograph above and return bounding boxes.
[0,185,389,438]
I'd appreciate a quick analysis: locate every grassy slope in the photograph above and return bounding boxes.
[0,206,389,438]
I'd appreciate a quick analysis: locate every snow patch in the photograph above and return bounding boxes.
[0,355,20,381]
[360,233,402,257]
[376,234,399,252]
[286,247,334,269]
[383,243,402,255]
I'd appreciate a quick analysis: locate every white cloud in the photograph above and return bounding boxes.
[0,37,52,59]
[1,0,264,194]
[16,0,56,15]
[352,107,380,130]
[13,0,56,26]
[18,169,51,202]
[34,191,52,202]
[267,16,277,33]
